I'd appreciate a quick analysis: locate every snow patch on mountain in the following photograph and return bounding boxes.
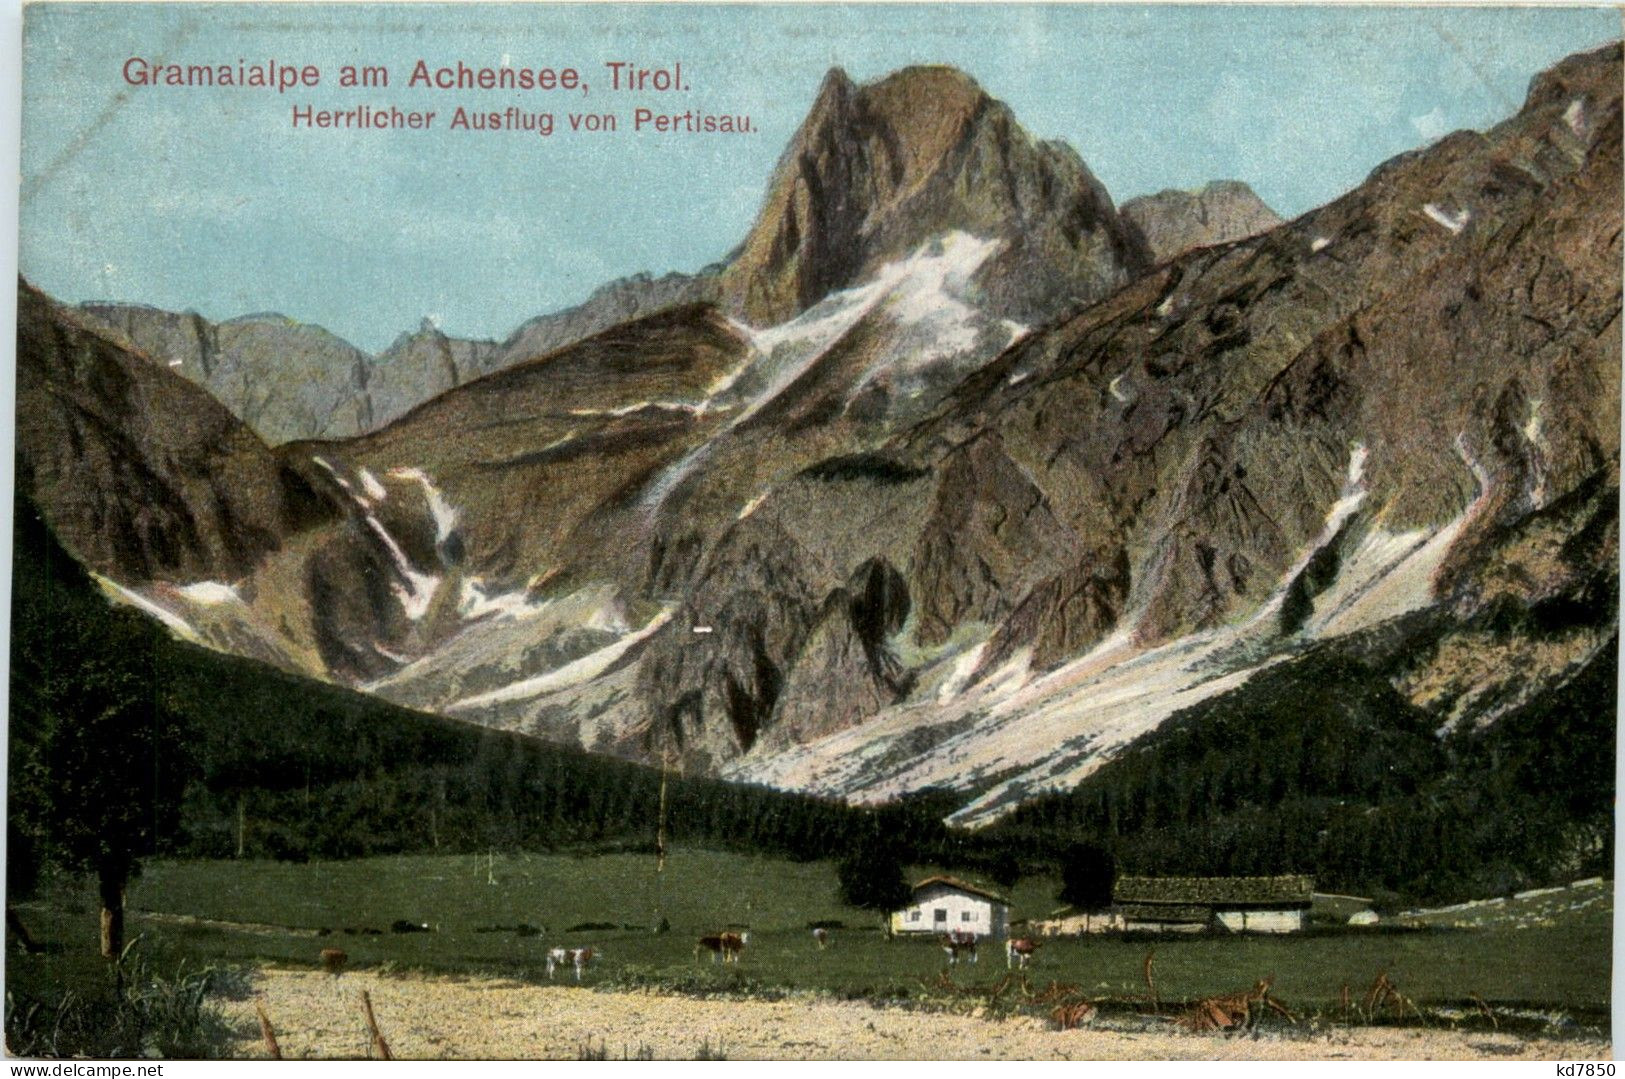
[363,513,440,621]
[359,468,388,503]
[94,574,200,641]
[373,641,412,665]
[1564,97,1588,137]
[386,467,459,545]
[1523,397,1549,507]
[362,584,630,698]
[1308,523,1459,639]
[1306,433,1496,636]
[634,231,1017,512]
[729,440,1489,825]
[458,578,548,622]
[178,580,240,606]
[567,400,708,419]
[445,606,674,710]
[312,455,353,493]
[1423,203,1471,234]
[734,231,1009,423]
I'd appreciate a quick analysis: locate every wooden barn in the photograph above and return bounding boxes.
[1113,875,1314,934]
[890,876,1010,938]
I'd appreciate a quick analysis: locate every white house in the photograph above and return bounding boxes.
[890,876,1010,938]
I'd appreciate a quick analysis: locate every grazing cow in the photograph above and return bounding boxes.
[811,927,831,951]
[391,920,433,934]
[319,948,348,976]
[1006,937,1040,969]
[695,934,724,963]
[546,946,596,981]
[940,930,978,965]
[695,930,749,964]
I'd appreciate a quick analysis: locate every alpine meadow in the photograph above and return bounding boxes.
[9,5,1620,1060]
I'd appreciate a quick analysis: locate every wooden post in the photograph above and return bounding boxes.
[360,990,393,1060]
[429,776,444,850]
[237,794,247,859]
[1143,948,1159,1011]
[98,871,125,959]
[653,748,673,929]
[656,750,670,874]
[255,1000,283,1059]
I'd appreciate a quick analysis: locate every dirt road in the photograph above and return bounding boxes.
[225,968,1608,1061]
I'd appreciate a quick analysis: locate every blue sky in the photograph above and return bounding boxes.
[19,3,1621,351]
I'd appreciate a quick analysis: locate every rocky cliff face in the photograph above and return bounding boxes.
[1119,180,1285,263]
[17,284,336,584]
[498,270,723,367]
[662,43,1623,803]
[720,66,1146,326]
[368,321,503,429]
[18,46,1621,824]
[77,305,377,444]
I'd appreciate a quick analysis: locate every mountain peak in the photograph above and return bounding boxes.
[866,63,987,115]
[719,64,1137,325]
[812,64,857,98]
[1118,180,1284,264]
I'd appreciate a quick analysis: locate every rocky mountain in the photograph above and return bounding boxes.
[16,282,349,672]
[719,66,1145,326]
[366,320,504,431]
[76,304,377,444]
[16,46,1621,826]
[498,270,722,369]
[77,66,1159,447]
[17,284,336,583]
[710,43,1620,818]
[1119,180,1285,263]
[75,276,709,445]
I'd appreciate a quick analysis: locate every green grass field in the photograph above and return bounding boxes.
[11,849,1612,1031]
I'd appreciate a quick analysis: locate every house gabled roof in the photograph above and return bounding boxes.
[1113,875,1314,907]
[911,875,1009,906]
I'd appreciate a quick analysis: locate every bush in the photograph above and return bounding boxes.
[5,944,238,1058]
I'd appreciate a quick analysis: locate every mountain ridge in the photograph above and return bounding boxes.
[73,64,1274,448]
[17,44,1621,826]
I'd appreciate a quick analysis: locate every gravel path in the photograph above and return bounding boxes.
[226,968,1609,1061]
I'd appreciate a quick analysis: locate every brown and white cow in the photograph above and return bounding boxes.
[811,927,831,951]
[1006,937,1040,969]
[546,946,596,981]
[695,930,749,964]
[940,930,978,965]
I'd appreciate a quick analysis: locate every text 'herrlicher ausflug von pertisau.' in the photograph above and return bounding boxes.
[118,58,759,137]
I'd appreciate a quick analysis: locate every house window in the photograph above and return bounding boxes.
[961,911,974,922]
[934,909,948,924]
[909,911,921,922]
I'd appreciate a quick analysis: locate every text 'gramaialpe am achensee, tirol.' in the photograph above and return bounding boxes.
[118,57,758,136]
